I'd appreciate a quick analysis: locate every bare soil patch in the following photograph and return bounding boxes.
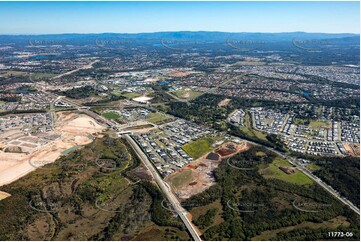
[0,191,11,200]
[166,142,249,200]
[218,98,231,107]
[0,112,106,186]
[168,72,191,77]
[343,142,360,157]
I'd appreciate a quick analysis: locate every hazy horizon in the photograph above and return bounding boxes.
[0,1,359,34]
[1,30,360,36]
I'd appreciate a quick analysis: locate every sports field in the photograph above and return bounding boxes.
[309,120,331,129]
[102,111,121,120]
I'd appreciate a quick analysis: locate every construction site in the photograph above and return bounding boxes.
[166,141,250,200]
[0,111,105,186]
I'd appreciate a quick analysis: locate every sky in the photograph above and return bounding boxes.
[0,1,359,34]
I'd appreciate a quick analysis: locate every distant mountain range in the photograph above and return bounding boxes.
[0,31,359,44]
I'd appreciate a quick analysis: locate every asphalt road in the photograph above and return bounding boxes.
[245,139,360,215]
[51,91,360,228]
[58,94,201,240]
[124,134,202,241]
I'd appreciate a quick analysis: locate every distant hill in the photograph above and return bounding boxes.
[0,31,359,45]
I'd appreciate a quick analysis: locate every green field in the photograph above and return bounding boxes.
[256,151,266,156]
[110,91,123,97]
[102,111,121,120]
[240,126,268,141]
[240,111,268,142]
[309,120,331,129]
[182,136,221,159]
[306,163,321,171]
[172,88,203,100]
[30,72,56,80]
[121,92,141,99]
[294,118,309,125]
[259,158,313,186]
[2,71,28,77]
[168,169,193,188]
[145,112,171,124]
[110,91,141,99]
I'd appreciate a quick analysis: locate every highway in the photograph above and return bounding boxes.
[49,96,62,128]
[124,134,202,241]
[50,93,202,240]
[49,91,360,226]
[150,108,359,215]
[51,60,99,80]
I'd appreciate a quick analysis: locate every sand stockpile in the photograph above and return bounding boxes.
[0,112,106,186]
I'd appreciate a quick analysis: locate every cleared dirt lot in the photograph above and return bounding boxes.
[166,142,250,200]
[167,71,192,77]
[0,191,11,200]
[218,98,231,107]
[343,142,360,157]
[0,112,105,186]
